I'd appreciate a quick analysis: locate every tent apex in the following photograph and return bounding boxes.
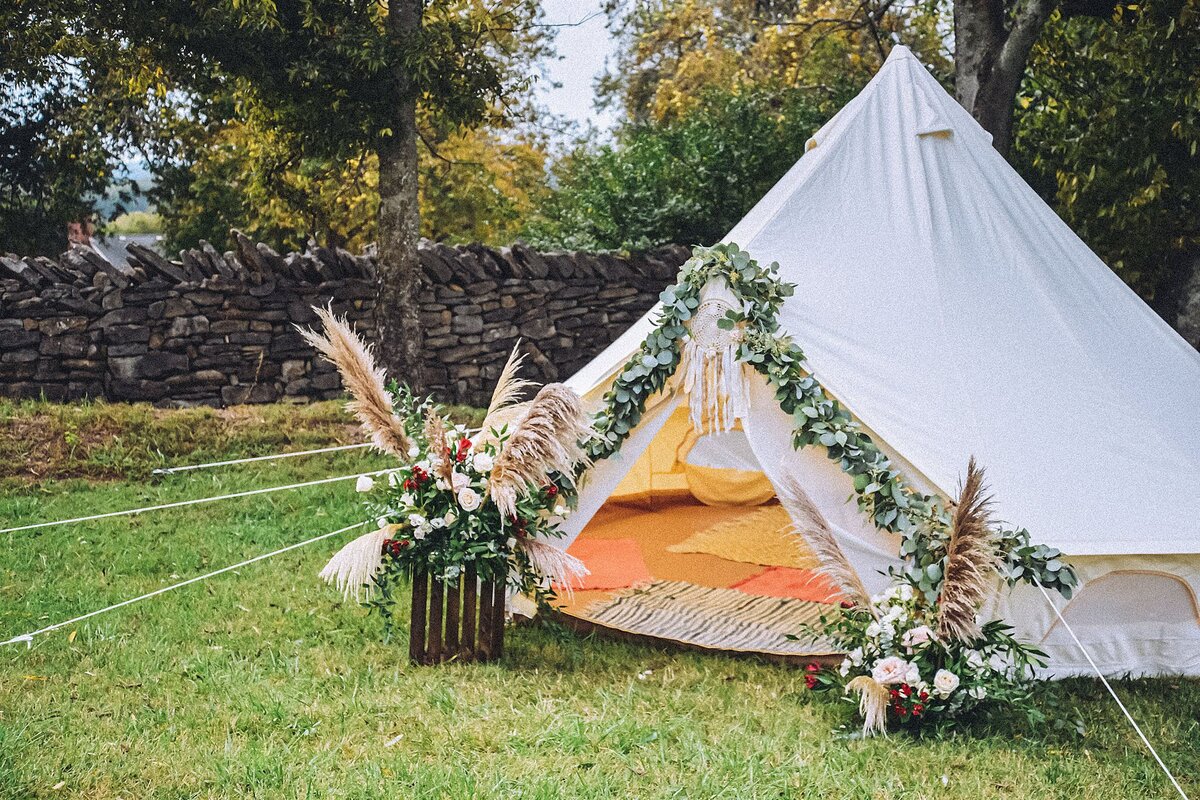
[886,44,917,62]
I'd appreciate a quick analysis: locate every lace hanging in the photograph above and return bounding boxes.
[681,279,749,433]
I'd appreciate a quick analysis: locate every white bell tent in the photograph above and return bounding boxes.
[554,45,1200,676]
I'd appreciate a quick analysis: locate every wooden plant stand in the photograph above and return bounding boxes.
[409,564,504,665]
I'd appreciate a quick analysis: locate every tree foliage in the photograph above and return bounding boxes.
[1013,0,1200,308]
[527,0,946,251]
[1,0,552,254]
[525,88,845,251]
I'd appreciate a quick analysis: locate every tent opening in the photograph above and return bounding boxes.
[557,405,845,657]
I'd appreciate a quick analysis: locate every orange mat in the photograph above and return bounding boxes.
[566,537,655,591]
[730,567,845,604]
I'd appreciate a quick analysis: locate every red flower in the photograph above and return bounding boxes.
[805,663,821,673]
[456,438,472,462]
[919,691,929,701]
[898,707,908,717]
[839,600,854,609]
[381,538,394,554]
[912,704,924,716]
[889,689,899,699]
[804,674,818,689]
[545,484,559,497]
[900,684,912,697]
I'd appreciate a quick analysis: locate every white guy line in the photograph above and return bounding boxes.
[0,521,368,649]
[1038,584,1190,800]
[0,470,395,535]
[151,442,374,474]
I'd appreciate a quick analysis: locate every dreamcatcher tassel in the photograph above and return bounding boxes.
[682,278,750,433]
[683,341,748,434]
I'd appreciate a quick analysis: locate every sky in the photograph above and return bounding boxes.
[535,0,620,132]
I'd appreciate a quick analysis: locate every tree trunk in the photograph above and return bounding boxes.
[376,0,424,391]
[953,0,1057,158]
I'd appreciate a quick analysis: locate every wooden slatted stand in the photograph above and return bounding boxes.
[409,564,504,665]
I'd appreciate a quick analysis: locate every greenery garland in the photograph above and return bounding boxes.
[586,243,1077,601]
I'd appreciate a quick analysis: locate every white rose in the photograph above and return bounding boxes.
[376,517,390,529]
[408,513,426,528]
[415,460,431,473]
[933,669,960,697]
[968,685,986,700]
[413,527,426,541]
[355,475,375,493]
[442,511,457,527]
[554,503,569,518]
[430,518,445,529]
[897,584,914,602]
[472,452,494,473]
[865,621,882,639]
[848,647,864,666]
[457,488,481,511]
[965,649,985,670]
[451,471,470,492]
[435,478,448,491]
[400,492,416,508]
[505,537,517,549]
[839,658,853,677]
[871,656,911,685]
[901,625,934,651]
[407,445,420,458]
[904,663,921,686]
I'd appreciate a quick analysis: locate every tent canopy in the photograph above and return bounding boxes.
[570,45,1200,557]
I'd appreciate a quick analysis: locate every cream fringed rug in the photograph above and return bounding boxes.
[583,580,836,656]
[665,505,820,569]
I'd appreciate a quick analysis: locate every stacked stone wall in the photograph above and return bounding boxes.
[0,234,687,408]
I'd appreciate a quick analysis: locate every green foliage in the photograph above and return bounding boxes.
[2,0,550,253]
[587,243,1077,601]
[525,88,844,251]
[1014,0,1200,307]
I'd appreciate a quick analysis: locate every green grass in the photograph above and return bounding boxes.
[0,401,1197,799]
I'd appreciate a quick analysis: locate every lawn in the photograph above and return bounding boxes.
[0,400,1196,799]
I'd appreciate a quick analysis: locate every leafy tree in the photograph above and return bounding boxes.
[1013,0,1200,314]
[4,0,548,387]
[597,0,951,125]
[524,88,844,250]
[154,106,552,254]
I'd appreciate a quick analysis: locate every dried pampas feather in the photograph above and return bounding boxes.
[519,538,590,599]
[846,675,890,737]
[936,457,1001,642]
[775,470,875,614]
[423,408,454,484]
[483,343,535,428]
[488,384,593,519]
[318,524,398,601]
[296,307,411,459]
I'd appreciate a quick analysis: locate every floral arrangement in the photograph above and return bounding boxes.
[784,460,1046,736]
[297,308,592,634]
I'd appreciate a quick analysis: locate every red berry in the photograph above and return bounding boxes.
[839,600,854,609]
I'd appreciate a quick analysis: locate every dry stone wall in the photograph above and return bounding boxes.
[0,234,687,408]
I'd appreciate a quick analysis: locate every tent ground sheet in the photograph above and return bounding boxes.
[557,495,844,657]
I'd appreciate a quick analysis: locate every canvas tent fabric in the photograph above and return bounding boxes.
[559,45,1200,677]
